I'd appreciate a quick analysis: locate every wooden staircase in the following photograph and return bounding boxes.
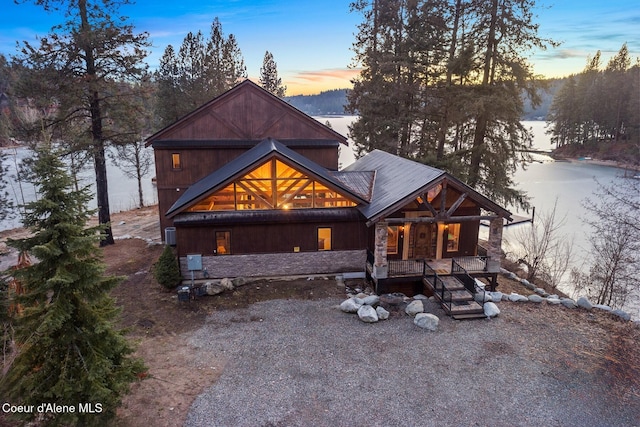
[423,274,486,320]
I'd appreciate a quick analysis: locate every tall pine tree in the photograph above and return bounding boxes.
[0,144,145,426]
[154,18,247,128]
[259,51,287,97]
[14,0,151,246]
[348,0,555,210]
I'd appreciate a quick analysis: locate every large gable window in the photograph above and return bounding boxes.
[187,158,357,212]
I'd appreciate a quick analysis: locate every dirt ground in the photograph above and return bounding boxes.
[2,206,639,426]
[104,240,639,427]
[105,239,349,427]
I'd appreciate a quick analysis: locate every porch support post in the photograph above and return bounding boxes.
[373,221,388,279]
[487,218,504,273]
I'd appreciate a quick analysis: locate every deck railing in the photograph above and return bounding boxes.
[388,259,425,276]
[451,259,486,310]
[366,251,424,277]
[452,256,488,272]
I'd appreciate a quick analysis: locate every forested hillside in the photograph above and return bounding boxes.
[285,89,348,115]
[286,85,558,119]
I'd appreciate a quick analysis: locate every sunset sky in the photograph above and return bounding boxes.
[1,0,638,95]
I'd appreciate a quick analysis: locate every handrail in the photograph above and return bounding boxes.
[451,259,486,310]
[423,261,452,313]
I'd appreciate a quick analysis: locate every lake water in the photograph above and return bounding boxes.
[1,118,636,315]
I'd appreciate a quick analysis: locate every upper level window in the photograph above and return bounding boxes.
[172,153,181,170]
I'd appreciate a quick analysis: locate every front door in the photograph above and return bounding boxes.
[412,223,435,259]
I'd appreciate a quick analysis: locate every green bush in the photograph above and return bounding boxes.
[154,245,183,289]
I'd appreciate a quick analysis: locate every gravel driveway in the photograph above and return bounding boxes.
[184,297,638,427]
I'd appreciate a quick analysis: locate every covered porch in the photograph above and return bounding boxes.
[365,215,505,297]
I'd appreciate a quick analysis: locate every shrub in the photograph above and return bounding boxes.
[154,245,183,289]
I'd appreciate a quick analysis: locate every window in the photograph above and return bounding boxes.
[186,158,357,212]
[171,153,181,170]
[317,227,332,251]
[446,223,460,252]
[387,226,399,255]
[215,231,231,255]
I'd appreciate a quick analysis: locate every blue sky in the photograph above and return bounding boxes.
[1,0,638,95]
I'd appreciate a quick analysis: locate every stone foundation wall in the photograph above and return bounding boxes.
[179,250,367,279]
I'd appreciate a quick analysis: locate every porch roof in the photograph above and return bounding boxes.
[346,150,512,223]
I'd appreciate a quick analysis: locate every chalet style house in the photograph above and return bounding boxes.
[146,80,511,316]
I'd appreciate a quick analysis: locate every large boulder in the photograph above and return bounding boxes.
[220,278,235,291]
[340,298,362,313]
[611,309,631,321]
[357,304,379,323]
[205,281,225,296]
[414,313,439,331]
[484,302,500,318]
[576,296,593,310]
[376,306,390,320]
[362,295,380,307]
[508,293,529,302]
[528,294,544,303]
[405,300,424,317]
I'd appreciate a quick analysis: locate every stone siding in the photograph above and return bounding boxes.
[179,250,366,279]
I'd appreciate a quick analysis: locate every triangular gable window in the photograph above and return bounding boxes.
[187,158,357,212]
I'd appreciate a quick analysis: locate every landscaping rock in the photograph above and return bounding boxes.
[414,313,439,331]
[576,296,593,310]
[376,306,390,320]
[489,291,503,302]
[413,294,429,300]
[508,293,528,302]
[357,305,379,323]
[561,298,577,309]
[612,309,631,321]
[547,297,561,305]
[205,282,225,296]
[475,292,492,303]
[484,302,500,318]
[340,298,362,313]
[528,294,544,303]
[232,277,247,287]
[220,277,235,291]
[593,304,612,312]
[362,295,380,307]
[405,300,424,316]
[534,287,546,295]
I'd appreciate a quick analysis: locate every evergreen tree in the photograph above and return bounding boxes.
[259,51,287,97]
[154,245,182,290]
[154,17,247,128]
[0,145,145,426]
[348,0,554,210]
[14,0,151,246]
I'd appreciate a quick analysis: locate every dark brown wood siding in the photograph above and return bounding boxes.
[175,220,368,258]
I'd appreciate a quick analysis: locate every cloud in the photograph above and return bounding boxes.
[290,68,362,83]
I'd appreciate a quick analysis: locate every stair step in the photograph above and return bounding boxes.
[452,312,487,320]
[450,290,474,301]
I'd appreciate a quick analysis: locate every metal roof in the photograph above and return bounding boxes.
[345,150,445,221]
[345,149,511,223]
[166,138,369,217]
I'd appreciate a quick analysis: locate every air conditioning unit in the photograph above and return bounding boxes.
[164,227,176,246]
